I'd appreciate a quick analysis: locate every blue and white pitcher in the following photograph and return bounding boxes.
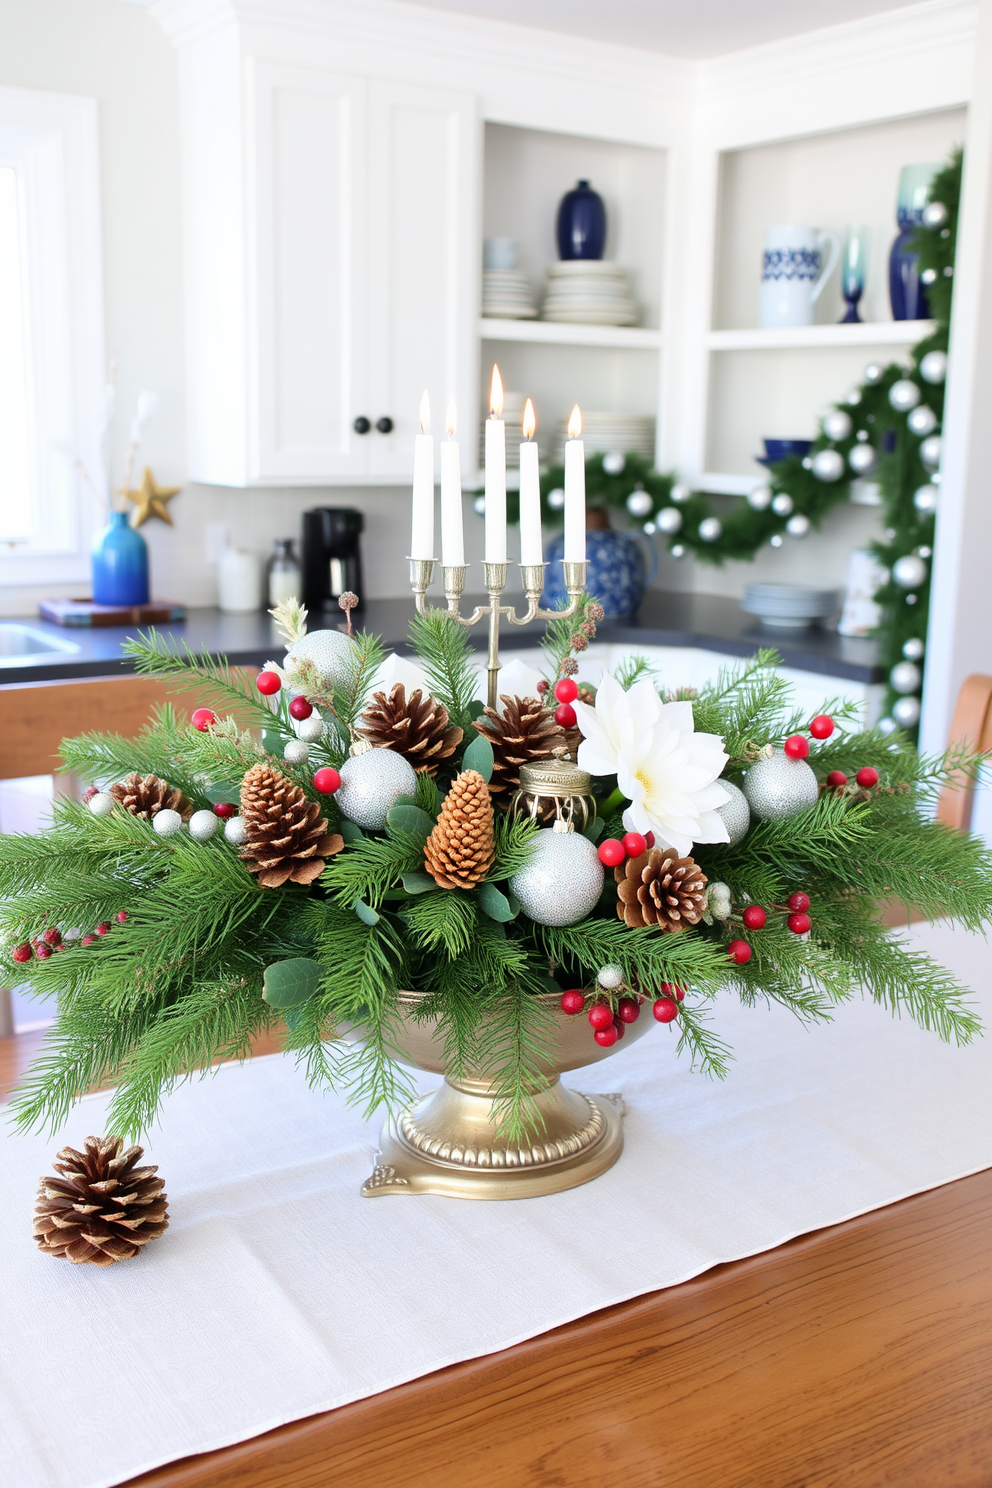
[542,515,658,619]
[759,224,840,328]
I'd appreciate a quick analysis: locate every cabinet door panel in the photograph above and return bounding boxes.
[249,62,367,482]
[367,83,478,482]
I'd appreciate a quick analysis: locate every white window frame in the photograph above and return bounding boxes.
[0,85,105,585]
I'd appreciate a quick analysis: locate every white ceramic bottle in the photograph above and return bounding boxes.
[217,547,263,612]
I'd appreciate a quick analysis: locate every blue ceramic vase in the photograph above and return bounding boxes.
[889,163,938,321]
[91,510,150,606]
[556,180,606,261]
[542,520,658,619]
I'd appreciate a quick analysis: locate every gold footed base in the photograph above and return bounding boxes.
[361,1077,625,1200]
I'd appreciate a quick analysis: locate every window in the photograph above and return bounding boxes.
[0,86,105,584]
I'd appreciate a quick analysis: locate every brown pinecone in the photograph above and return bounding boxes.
[358,684,463,775]
[423,769,495,890]
[240,762,343,889]
[33,1135,169,1266]
[473,695,565,801]
[615,848,708,931]
[110,772,192,821]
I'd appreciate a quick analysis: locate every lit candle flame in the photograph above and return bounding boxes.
[567,404,582,439]
[445,396,457,438]
[489,364,504,418]
[419,390,431,435]
[522,398,536,440]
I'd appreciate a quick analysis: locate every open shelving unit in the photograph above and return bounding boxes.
[706,321,933,352]
[479,318,662,351]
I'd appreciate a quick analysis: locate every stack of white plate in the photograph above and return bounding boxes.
[542,262,638,325]
[555,411,656,463]
[482,269,537,319]
[742,583,841,630]
[478,391,529,469]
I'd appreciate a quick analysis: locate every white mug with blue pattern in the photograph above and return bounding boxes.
[759,224,841,328]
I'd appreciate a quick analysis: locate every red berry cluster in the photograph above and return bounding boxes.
[552,676,578,729]
[724,889,814,963]
[824,765,880,792]
[597,830,656,868]
[783,713,835,762]
[11,911,128,964]
[561,981,684,1044]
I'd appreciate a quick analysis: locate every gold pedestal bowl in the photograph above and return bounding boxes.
[358,991,652,1200]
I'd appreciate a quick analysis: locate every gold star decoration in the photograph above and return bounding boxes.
[125,467,180,527]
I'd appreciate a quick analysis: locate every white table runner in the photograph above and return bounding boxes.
[2,918,991,1488]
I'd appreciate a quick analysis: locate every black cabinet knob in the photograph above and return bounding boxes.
[376,416,394,435]
[353,416,371,435]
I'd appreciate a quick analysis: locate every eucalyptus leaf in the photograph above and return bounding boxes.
[461,733,494,782]
[340,820,366,845]
[261,728,287,757]
[478,881,517,922]
[401,871,436,895]
[262,957,324,1010]
[467,699,486,720]
[386,804,435,841]
[354,899,380,925]
[583,816,605,843]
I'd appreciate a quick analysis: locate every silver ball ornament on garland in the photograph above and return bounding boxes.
[919,267,938,286]
[715,779,750,845]
[742,749,819,821]
[811,448,845,482]
[626,489,653,518]
[698,517,722,543]
[922,200,948,230]
[188,809,220,842]
[920,435,942,471]
[297,715,326,743]
[670,544,686,559]
[283,739,310,765]
[821,409,853,442]
[786,513,811,538]
[771,492,793,517]
[643,521,657,535]
[846,388,862,406]
[913,483,939,516]
[546,487,565,510]
[888,379,921,413]
[892,553,928,589]
[892,695,922,729]
[152,808,183,838]
[919,350,947,385]
[670,483,690,504]
[284,628,357,691]
[508,826,604,927]
[473,495,486,515]
[848,442,877,475]
[919,545,932,558]
[890,660,922,694]
[769,533,784,548]
[864,362,884,384]
[596,964,625,991]
[602,452,626,475]
[907,405,938,438]
[224,815,248,846]
[88,791,115,818]
[335,748,418,831]
[878,716,898,737]
[903,637,925,661]
[747,484,772,511]
[656,507,683,534]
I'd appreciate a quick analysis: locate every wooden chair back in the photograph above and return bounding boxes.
[935,673,992,833]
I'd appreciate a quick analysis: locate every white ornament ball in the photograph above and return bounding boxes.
[742,749,819,821]
[656,507,683,534]
[769,534,784,548]
[920,267,938,286]
[596,964,625,991]
[864,362,884,384]
[335,748,418,830]
[907,405,938,438]
[643,522,657,535]
[670,544,686,560]
[786,514,811,539]
[848,443,877,476]
[811,448,845,483]
[878,716,899,737]
[224,815,248,846]
[890,660,922,694]
[920,435,942,471]
[153,808,183,838]
[602,452,625,476]
[508,828,604,927]
[892,695,922,728]
[188,809,220,842]
[284,739,310,765]
[698,517,722,543]
[919,350,947,385]
[670,483,690,504]
[922,200,948,230]
[284,629,356,691]
[903,637,925,661]
[913,483,939,516]
[846,388,863,407]
[473,495,486,515]
[747,485,772,511]
[716,779,751,845]
[297,715,326,743]
[88,791,115,818]
[626,489,653,518]
[889,379,921,413]
[707,881,732,920]
[547,487,566,511]
[771,492,793,517]
[821,409,853,442]
[892,554,928,589]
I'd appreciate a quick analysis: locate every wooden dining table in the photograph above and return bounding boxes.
[3,1028,991,1488]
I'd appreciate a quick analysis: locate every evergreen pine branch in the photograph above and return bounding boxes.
[672,1001,733,1078]
[402,890,478,957]
[540,594,600,681]
[330,628,386,739]
[323,829,426,910]
[123,631,279,734]
[613,654,657,690]
[537,919,730,993]
[490,812,538,879]
[414,771,443,818]
[474,976,557,1138]
[408,610,481,731]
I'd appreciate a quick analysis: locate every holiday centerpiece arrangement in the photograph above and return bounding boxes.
[5,592,992,1203]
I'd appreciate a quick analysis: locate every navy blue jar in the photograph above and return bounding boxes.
[889,163,938,321]
[556,180,606,261]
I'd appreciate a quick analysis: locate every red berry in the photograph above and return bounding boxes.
[856,766,879,788]
[594,1025,619,1047]
[588,1002,614,1030]
[213,801,236,818]
[11,942,32,963]
[289,695,313,721]
[82,785,98,804]
[560,990,585,1016]
[612,1016,626,1040]
[660,982,685,1002]
[618,996,640,1023]
[35,943,52,959]
[81,935,96,947]
[115,910,128,923]
[555,702,577,729]
[43,927,61,946]
[598,838,625,868]
[191,707,216,732]
[536,679,549,694]
[313,767,341,794]
[825,770,847,789]
[653,996,679,1023]
[645,832,655,848]
[554,677,579,704]
[810,715,835,740]
[788,911,812,935]
[256,670,282,695]
[742,905,767,931]
[728,939,752,965]
[96,922,111,936]
[788,891,810,912]
[784,734,810,760]
[621,832,647,858]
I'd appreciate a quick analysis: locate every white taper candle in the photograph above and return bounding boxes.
[410,390,435,560]
[484,365,507,564]
[563,404,586,562]
[440,396,464,566]
[518,397,542,566]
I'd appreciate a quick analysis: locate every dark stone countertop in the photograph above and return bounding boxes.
[0,593,881,687]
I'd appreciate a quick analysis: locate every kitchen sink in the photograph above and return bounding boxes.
[0,623,79,664]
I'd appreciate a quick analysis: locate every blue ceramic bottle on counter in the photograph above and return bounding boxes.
[556,180,607,261]
[542,511,658,618]
[91,510,150,605]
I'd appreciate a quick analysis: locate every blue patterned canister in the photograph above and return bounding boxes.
[542,522,658,618]
[759,225,840,328]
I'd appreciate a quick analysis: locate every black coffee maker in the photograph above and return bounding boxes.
[301,507,364,616]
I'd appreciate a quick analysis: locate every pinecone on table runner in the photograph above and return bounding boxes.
[240,762,343,888]
[110,772,192,821]
[358,684,463,775]
[34,1135,169,1265]
[615,848,708,930]
[423,769,495,889]
[473,695,565,801]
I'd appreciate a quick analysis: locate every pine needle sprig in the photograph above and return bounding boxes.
[323,829,426,911]
[474,976,556,1138]
[403,889,478,957]
[672,1002,733,1078]
[123,631,280,735]
[613,653,657,690]
[489,813,538,880]
[540,594,600,682]
[329,629,386,740]
[408,611,480,731]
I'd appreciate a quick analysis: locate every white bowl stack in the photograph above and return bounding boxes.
[555,410,656,464]
[482,269,537,319]
[478,391,529,470]
[542,262,638,325]
[742,583,841,630]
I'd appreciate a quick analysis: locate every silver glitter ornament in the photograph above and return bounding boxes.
[188,809,220,841]
[846,388,862,406]
[919,267,937,286]
[771,492,793,516]
[626,489,653,518]
[878,716,898,737]
[919,350,947,385]
[811,448,845,482]
[892,554,928,589]
[922,200,948,229]
[786,513,811,538]
[508,826,604,927]
[153,808,183,838]
[821,409,852,442]
[335,748,418,830]
[284,629,356,691]
[892,695,921,728]
[706,881,732,920]
[863,362,884,384]
[747,484,772,511]
[920,435,942,471]
[919,545,932,558]
[698,517,722,543]
[670,483,690,504]
[742,749,819,821]
[297,715,326,743]
[715,779,750,845]
[848,443,877,475]
[284,739,310,765]
[643,521,657,535]
[547,487,565,510]
[907,405,938,437]
[888,379,921,413]
[890,660,922,694]
[656,506,683,534]
[88,791,115,818]
[670,544,686,559]
[596,964,625,990]
[602,452,625,475]
[913,483,939,516]
[224,815,248,846]
[903,637,925,661]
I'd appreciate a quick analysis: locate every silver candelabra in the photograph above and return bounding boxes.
[409,559,588,710]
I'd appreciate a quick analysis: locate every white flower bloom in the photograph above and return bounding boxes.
[573,676,731,857]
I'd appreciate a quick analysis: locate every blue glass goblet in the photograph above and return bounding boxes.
[840,226,868,324]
